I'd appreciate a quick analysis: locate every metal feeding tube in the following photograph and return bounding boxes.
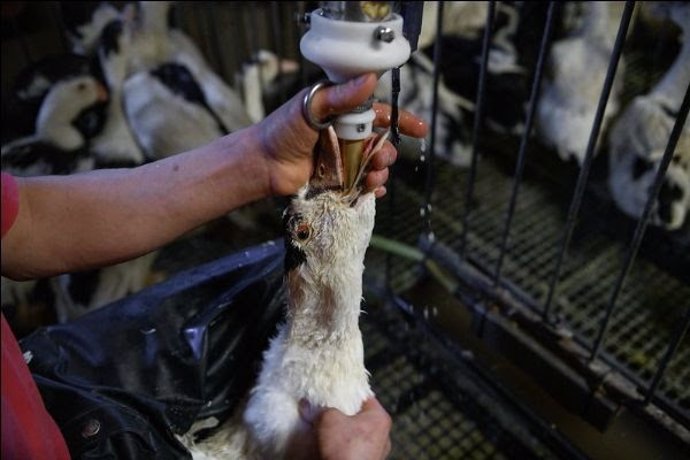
[300,1,412,189]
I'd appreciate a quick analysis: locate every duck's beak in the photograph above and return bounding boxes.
[307,127,390,201]
[308,126,345,193]
[96,82,109,102]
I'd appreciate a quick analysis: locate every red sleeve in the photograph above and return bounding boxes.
[1,172,20,238]
[2,314,71,459]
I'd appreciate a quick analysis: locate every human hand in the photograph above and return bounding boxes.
[255,73,428,198]
[286,397,393,460]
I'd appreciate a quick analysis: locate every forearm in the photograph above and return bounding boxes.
[1,126,271,280]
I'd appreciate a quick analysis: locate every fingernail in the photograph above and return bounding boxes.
[354,74,370,86]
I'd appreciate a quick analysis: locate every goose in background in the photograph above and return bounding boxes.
[537,1,626,165]
[178,128,386,459]
[608,2,690,231]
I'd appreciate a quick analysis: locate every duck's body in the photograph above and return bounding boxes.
[180,128,385,459]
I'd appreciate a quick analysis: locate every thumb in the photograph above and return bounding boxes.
[310,73,378,122]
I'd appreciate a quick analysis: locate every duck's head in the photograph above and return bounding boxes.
[36,75,109,150]
[283,127,388,275]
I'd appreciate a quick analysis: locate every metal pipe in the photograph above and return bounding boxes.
[542,0,635,321]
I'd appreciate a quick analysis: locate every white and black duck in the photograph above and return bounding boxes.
[123,61,234,159]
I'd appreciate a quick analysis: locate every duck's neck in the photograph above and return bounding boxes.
[285,263,365,347]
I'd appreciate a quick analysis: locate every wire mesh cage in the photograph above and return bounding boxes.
[1,1,689,458]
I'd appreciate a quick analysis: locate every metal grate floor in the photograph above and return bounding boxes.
[361,302,584,459]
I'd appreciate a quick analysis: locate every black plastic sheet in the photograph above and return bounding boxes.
[19,239,287,459]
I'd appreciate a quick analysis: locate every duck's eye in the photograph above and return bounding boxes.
[295,223,311,241]
[77,83,87,91]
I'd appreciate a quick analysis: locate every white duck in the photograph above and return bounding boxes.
[178,127,388,459]
[608,2,690,230]
[537,1,626,165]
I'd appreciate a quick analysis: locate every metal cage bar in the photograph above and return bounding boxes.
[542,0,635,321]
[423,0,445,239]
[385,65,402,294]
[644,306,690,407]
[493,1,557,286]
[460,0,496,257]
